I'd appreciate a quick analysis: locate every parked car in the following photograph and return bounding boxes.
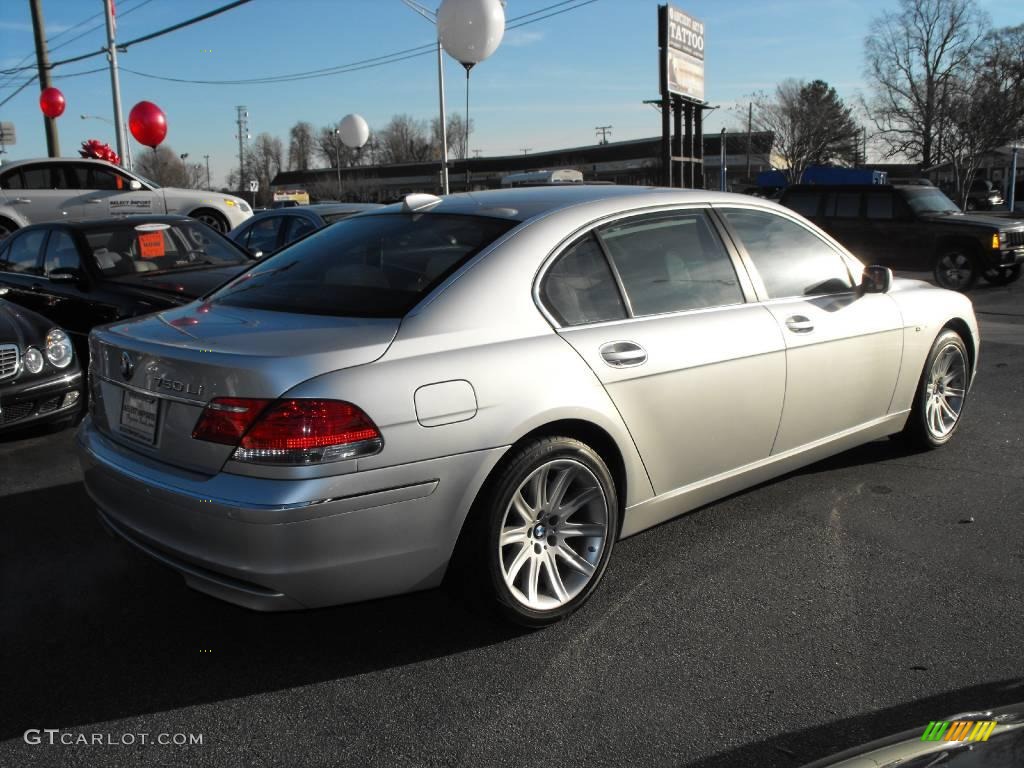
[79,186,978,626]
[801,703,1024,768]
[228,203,383,257]
[0,299,83,433]
[779,183,1024,289]
[0,157,253,239]
[964,178,1004,211]
[0,215,255,361]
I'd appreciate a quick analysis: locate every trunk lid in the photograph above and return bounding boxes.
[88,302,399,474]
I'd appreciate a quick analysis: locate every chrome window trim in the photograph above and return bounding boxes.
[532,202,756,331]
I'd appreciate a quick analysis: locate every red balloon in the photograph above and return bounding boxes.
[39,87,66,118]
[128,100,168,148]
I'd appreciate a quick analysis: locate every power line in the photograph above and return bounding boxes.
[0,67,108,110]
[114,0,601,87]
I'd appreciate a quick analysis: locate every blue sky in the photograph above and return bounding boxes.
[1,0,1020,186]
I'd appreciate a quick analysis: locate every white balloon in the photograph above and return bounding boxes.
[338,113,369,148]
[438,0,505,65]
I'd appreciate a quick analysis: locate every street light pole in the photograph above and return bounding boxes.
[203,154,211,188]
[335,129,342,199]
[103,0,127,167]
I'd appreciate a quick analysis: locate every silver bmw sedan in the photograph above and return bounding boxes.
[77,185,979,626]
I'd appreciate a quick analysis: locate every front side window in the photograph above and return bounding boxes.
[598,211,743,316]
[43,230,80,275]
[0,230,46,275]
[284,216,318,243]
[540,234,626,326]
[720,209,854,298]
[245,217,284,254]
[87,166,129,191]
[209,213,516,318]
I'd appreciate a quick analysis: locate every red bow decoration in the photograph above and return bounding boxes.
[79,139,121,165]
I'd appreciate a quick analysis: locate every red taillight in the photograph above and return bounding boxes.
[192,398,382,465]
[239,400,379,451]
[192,398,271,444]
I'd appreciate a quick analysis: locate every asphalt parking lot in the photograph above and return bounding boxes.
[1,275,1022,768]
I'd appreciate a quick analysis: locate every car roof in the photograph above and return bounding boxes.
[0,157,123,171]
[369,185,758,223]
[17,215,194,232]
[247,203,382,222]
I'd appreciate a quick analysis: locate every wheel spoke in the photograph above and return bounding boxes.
[945,386,965,399]
[505,543,531,584]
[500,525,529,548]
[545,550,569,603]
[526,556,540,603]
[527,464,550,511]
[556,543,596,577]
[511,491,535,525]
[547,467,575,512]
[560,521,605,538]
[558,486,600,519]
[938,397,959,424]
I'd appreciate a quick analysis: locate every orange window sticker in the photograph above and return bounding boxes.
[138,231,165,258]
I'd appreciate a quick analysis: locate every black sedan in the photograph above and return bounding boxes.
[228,203,382,256]
[0,216,255,360]
[0,299,83,433]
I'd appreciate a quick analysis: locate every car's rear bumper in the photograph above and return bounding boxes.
[77,417,506,610]
[0,370,83,432]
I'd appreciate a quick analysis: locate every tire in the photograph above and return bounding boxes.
[456,436,619,628]
[982,265,1021,286]
[190,208,228,233]
[0,217,17,242]
[933,246,979,291]
[901,329,970,450]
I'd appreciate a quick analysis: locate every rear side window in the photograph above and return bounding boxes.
[865,192,894,220]
[209,213,516,318]
[824,191,860,219]
[0,230,46,275]
[783,191,820,217]
[0,169,23,190]
[540,234,626,326]
[599,211,743,316]
[720,209,853,298]
[20,166,57,190]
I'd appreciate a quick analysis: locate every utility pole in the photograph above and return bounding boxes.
[472,149,481,158]
[29,0,60,157]
[595,125,612,145]
[520,148,532,155]
[203,154,211,188]
[235,106,249,193]
[334,128,342,199]
[720,128,727,191]
[745,103,752,181]
[103,0,127,167]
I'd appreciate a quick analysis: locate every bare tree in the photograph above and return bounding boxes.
[748,79,861,183]
[430,113,473,160]
[287,121,317,171]
[245,132,284,206]
[135,145,190,187]
[941,24,1024,205]
[863,0,989,167]
[315,122,363,169]
[378,114,433,164]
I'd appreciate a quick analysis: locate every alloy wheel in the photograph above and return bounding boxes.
[924,342,967,439]
[935,251,976,291]
[497,458,609,612]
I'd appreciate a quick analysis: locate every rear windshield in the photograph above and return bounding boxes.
[208,213,517,318]
[85,220,250,277]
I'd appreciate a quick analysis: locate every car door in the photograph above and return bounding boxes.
[0,163,78,225]
[542,208,786,496]
[70,162,164,220]
[37,227,97,356]
[280,214,319,249]
[0,228,49,315]
[716,206,903,454]
[819,189,865,260]
[243,215,288,255]
[860,189,931,271]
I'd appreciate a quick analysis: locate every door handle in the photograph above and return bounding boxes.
[12,197,31,203]
[29,283,43,292]
[599,341,647,368]
[86,198,104,204]
[785,315,815,333]
[0,287,8,296]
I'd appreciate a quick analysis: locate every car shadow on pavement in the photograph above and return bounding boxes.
[0,481,525,740]
[682,677,1024,768]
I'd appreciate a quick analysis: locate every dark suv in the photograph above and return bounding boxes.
[779,184,1024,290]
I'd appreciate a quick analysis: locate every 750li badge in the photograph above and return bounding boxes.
[153,376,203,397]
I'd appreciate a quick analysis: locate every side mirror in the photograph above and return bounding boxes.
[248,248,264,259]
[129,180,142,191]
[861,265,893,294]
[49,269,85,285]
